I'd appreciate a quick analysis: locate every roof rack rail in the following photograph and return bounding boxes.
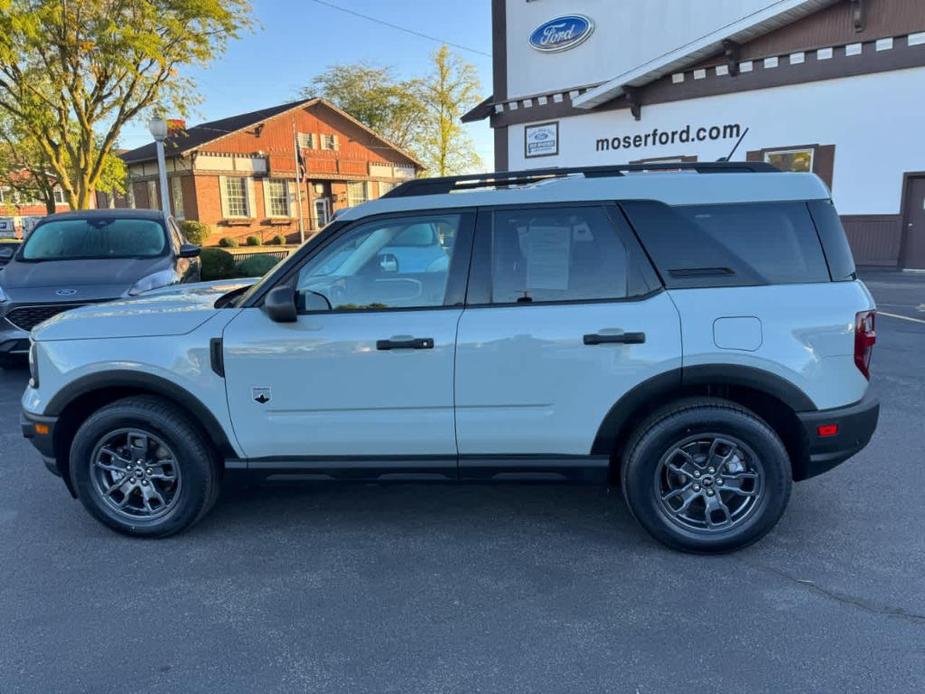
[382,161,779,198]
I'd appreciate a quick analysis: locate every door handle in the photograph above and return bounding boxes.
[583,332,646,345]
[376,337,435,350]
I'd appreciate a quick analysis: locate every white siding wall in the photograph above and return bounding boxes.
[508,68,925,216]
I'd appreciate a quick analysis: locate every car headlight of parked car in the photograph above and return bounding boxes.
[127,269,180,296]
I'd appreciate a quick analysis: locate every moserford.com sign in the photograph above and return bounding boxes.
[596,123,743,153]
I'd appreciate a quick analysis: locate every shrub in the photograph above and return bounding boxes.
[200,248,236,281]
[218,236,239,248]
[245,235,261,247]
[179,220,210,246]
[267,234,288,246]
[236,254,279,278]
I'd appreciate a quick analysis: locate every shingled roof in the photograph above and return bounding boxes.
[121,99,313,164]
[120,98,422,167]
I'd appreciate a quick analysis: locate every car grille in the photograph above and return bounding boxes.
[5,304,88,331]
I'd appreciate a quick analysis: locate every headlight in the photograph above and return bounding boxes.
[28,340,39,388]
[128,269,180,296]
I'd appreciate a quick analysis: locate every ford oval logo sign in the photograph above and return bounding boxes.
[529,15,595,53]
[55,288,78,297]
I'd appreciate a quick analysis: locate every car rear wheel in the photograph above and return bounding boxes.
[621,398,792,554]
[70,396,220,537]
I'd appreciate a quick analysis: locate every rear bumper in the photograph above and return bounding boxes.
[795,392,879,480]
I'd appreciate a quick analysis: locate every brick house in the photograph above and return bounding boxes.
[119,98,422,245]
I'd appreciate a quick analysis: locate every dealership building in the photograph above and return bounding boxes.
[464,0,925,268]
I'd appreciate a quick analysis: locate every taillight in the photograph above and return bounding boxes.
[854,310,876,379]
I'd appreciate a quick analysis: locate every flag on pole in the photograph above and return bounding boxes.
[295,136,306,182]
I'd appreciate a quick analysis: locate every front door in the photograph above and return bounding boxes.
[454,204,682,469]
[222,210,474,461]
[314,197,331,228]
[902,176,925,270]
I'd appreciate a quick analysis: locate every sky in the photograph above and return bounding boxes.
[119,0,494,167]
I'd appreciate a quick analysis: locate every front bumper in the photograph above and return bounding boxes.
[21,410,62,478]
[795,392,879,480]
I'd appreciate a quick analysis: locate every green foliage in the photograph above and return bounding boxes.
[267,234,288,246]
[245,235,261,247]
[418,46,483,176]
[218,236,239,248]
[306,63,425,153]
[179,220,211,246]
[199,248,236,281]
[235,254,278,278]
[0,0,253,208]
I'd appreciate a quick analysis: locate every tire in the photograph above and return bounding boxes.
[0,354,25,369]
[621,398,792,554]
[69,396,221,537]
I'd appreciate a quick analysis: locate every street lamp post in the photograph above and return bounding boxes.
[148,116,173,218]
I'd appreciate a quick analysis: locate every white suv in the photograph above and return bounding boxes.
[20,163,879,552]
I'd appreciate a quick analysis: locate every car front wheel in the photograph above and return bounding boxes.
[621,398,792,553]
[70,396,220,537]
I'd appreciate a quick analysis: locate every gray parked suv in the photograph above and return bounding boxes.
[0,209,201,367]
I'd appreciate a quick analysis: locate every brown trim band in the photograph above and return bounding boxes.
[489,36,925,128]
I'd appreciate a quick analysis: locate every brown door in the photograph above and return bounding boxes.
[901,176,925,269]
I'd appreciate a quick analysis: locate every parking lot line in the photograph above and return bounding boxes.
[879,311,925,325]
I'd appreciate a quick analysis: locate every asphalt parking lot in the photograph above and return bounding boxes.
[1,270,923,694]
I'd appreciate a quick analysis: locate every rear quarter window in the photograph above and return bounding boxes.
[621,201,830,288]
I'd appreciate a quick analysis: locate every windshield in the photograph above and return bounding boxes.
[20,218,167,261]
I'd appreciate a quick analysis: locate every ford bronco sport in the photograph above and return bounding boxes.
[20,163,879,553]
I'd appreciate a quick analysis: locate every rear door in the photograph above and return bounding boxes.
[454,204,682,471]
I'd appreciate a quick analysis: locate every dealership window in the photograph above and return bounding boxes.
[221,176,250,217]
[321,134,339,151]
[631,155,698,165]
[170,177,184,219]
[266,179,291,217]
[347,181,369,207]
[764,148,813,173]
[146,180,158,210]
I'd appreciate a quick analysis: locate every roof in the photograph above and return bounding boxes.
[338,171,830,221]
[40,209,167,222]
[572,0,840,110]
[121,98,423,167]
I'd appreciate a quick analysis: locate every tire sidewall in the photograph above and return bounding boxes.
[623,405,792,553]
[70,403,213,537]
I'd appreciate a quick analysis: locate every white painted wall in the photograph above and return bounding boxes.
[508,68,925,215]
[506,0,778,98]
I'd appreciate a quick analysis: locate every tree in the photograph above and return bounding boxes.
[306,63,426,154]
[417,46,482,176]
[0,0,252,209]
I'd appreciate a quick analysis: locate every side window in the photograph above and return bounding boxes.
[296,214,461,311]
[621,201,830,288]
[489,206,631,304]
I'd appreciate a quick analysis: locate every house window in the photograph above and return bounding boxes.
[53,187,66,205]
[267,179,290,217]
[764,148,814,173]
[147,180,158,210]
[298,133,316,149]
[170,177,184,219]
[347,181,369,207]
[379,181,397,196]
[223,177,249,217]
[321,134,339,151]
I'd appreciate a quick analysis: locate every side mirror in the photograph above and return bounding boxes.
[264,285,298,323]
[0,248,13,260]
[179,243,201,259]
[378,252,399,273]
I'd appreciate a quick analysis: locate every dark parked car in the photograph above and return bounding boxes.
[0,210,200,367]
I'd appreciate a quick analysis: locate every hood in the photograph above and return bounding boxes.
[1,256,170,293]
[32,282,238,342]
